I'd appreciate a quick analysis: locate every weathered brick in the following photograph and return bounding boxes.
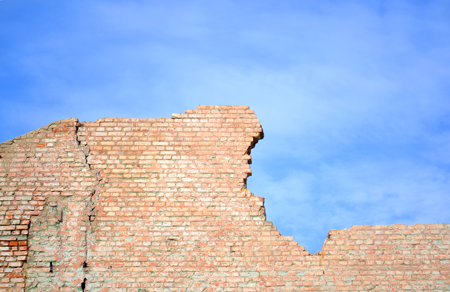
[0,105,448,291]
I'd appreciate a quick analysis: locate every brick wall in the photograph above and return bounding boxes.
[0,119,96,291]
[0,106,449,291]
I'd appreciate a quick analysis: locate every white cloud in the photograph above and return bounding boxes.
[249,157,450,252]
[1,0,450,253]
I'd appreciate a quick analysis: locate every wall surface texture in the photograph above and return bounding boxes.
[0,105,449,291]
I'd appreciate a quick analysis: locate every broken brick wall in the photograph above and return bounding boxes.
[1,106,449,291]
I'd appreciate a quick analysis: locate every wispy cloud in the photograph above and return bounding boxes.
[252,158,450,252]
[1,0,450,251]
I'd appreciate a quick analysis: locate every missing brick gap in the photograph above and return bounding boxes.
[49,262,53,273]
[81,278,87,291]
[83,260,89,273]
[75,120,82,147]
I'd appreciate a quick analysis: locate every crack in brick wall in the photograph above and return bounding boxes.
[0,119,97,291]
[1,106,449,291]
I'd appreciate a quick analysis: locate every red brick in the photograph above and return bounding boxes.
[0,105,448,291]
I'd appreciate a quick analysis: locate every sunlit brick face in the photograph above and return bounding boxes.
[1,106,449,291]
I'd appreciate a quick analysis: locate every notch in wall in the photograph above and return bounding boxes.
[81,278,87,291]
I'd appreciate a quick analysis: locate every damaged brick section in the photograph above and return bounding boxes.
[0,119,97,291]
[1,105,449,291]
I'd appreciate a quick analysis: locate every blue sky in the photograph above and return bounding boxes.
[1,0,450,253]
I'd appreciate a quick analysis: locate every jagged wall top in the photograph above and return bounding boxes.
[0,105,449,291]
